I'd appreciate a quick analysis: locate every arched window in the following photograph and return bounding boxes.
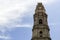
[39,31,43,34]
[39,31,43,37]
[39,19,42,24]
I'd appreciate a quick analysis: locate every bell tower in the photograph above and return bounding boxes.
[31,3,51,40]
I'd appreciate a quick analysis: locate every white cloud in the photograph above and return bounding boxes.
[0,0,34,31]
[0,0,33,25]
[15,24,33,28]
[0,35,10,40]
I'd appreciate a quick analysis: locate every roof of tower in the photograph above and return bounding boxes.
[38,2,42,6]
[36,2,45,11]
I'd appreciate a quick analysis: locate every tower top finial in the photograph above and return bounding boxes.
[38,2,42,5]
[37,2,43,7]
[35,2,46,12]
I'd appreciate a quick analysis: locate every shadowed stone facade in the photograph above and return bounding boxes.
[31,3,51,40]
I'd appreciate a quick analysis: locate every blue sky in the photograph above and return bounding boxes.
[0,0,60,40]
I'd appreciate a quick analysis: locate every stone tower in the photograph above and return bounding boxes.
[31,3,51,40]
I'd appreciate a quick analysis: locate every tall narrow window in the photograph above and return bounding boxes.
[40,31,43,34]
[39,31,43,37]
[39,19,42,24]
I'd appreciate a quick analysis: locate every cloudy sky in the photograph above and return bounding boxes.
[0,0,60,40]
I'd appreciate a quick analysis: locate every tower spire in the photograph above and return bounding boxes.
[31,2,51,40]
